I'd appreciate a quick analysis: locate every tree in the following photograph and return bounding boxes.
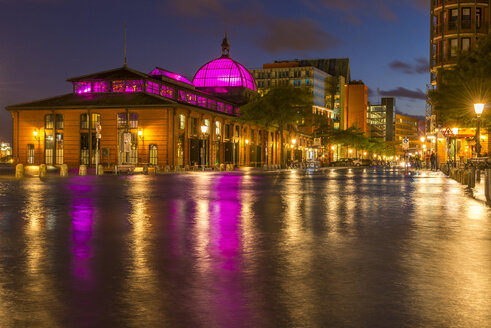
[240,85,312,167]
[428,34,491,129]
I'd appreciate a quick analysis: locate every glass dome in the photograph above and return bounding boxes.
[193,57,257,91]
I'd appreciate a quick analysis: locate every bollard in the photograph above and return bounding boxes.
[143,165,149,175]
[486,168,491,204]
[96,164,104,176]
[15,164,24,179]
[39,164,47,178]
[79,165,87,176]
[60,164,68,177]
[469,166,476,188]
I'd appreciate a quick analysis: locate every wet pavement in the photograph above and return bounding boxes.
[0,168,489,327]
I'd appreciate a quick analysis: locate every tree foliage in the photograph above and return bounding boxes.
[239,85,312,166]
[428,34,491,128]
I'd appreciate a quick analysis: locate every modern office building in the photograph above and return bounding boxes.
[395,114,420,142]
[6,36,306,169]
[367,97,395,142]
[344,81,369,135]
[430,0,490,85]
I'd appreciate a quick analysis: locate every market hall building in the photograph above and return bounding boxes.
[6,38,308,170]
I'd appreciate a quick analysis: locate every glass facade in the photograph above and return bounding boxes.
[193,58,257,91]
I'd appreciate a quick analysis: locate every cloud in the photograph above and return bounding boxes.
[389,57,428,74]
[304,0,426,23]
[164,0,343,53]
[258,18,343,53]
[379,87,426,100]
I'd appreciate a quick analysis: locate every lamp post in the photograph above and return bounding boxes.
[474,103,485,157]
[201,125,208,170]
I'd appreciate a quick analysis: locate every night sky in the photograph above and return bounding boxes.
[0,0,429,143]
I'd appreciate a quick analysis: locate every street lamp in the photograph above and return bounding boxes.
[474,103,485,157]
[33,129,39,141]
[201,125,208,170]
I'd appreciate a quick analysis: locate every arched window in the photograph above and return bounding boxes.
[149,144,158,165]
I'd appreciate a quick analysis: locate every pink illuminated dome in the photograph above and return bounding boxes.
[192,35,257,92]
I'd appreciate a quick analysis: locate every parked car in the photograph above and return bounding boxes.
[329,159,353,167]
[306,160,321,169]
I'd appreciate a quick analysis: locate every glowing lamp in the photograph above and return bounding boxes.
[290,145,294,149]
[138,129,143,140]
[474,103,484,116]
[201,125,208,134]
[33,129,39,141]
[245,139,249,144]
[420,137,425,143]
[348,149,352,154]
[451,128,458,135]
[292,139,296,145]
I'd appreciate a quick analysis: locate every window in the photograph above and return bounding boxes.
[179,114,185,130]
[305,79,312,86]
[146,81,159,94]
[129,113,138,129]
[55,133,63,164]
[27,144,34,164]
[160,85,174,99]
[112,80,144,93]
[44,133,54,165]
[91,113,101,129]
[118,113,127,128]
[449,9,458,30]
[476,8,482,29]
[461,8,471,29]
[93,81,109,93]
[462,38,470,51]
[215,121,221,136]
[225,124,231,139]
[45,114,54,129]
[294,79,301,87]
[191,117,198,136]
[80,133,89,165]
[149,145,158,165]
[450,38,458,57]
[56,114,64,129]
[75,81,91,94]
[80,114,88,129]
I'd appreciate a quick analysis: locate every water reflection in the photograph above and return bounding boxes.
[0,169,488,327]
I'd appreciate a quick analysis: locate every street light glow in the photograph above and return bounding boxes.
[292,139,296,145]
[245,139,249,144]
[474,103,485,116]
[420,137,425,143]
[201,125,208,134]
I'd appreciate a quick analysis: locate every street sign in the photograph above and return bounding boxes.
[313,138,321,146]
[95,122,102,133]
[402,138,409,150]
[442,127,453,137]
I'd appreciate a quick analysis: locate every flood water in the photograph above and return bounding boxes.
[0,168,489,327]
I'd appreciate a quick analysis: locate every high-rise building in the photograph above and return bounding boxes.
[344,81,369,135]
[430,0,490,85]
[368,97,395,142]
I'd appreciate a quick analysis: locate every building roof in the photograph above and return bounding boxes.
[6,92,177,111]
[67,66,149,82]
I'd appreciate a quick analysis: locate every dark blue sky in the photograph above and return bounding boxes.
[0,0,430,142]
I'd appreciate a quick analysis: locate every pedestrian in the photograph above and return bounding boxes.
[430,152,436,171]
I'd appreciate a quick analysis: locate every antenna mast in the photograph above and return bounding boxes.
[124,24,127,67]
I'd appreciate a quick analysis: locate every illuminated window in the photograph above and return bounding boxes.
[149,144,158,165]
[45,114,54,129]
[75,81,92,94]
[461,8,471,29]
[93,81,109,93]
[215,121,221,135]
[56,114,64,129]
[27,144,34,164]
[179,114,185,130]
[449,9,458,30]
[129,113,138,129]
[146,81,159,94]
[160,85,174,99]
[80,114,88,129]
[91,113,101,129]
[117,113,127,128]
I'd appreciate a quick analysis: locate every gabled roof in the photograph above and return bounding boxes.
[67,66,149,82]
[6,92,176,111]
